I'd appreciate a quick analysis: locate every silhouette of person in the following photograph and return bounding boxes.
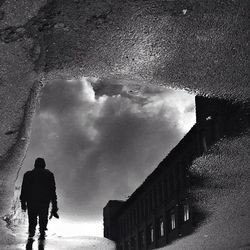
[25,238,34,250]
[20,157,59,239]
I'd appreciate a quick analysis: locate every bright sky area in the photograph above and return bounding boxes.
[17,77,195,237]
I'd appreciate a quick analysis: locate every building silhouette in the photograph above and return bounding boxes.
[103,96,250,250]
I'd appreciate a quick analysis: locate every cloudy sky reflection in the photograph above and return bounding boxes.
[18,77,195,235]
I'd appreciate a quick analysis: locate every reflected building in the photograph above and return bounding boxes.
[103,96,250,250]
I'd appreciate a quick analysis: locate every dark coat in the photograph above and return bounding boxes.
[20,168,57,208]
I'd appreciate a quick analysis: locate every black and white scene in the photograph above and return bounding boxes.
[0,1,249,250]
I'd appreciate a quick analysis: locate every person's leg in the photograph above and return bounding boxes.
[27,204,38,237]
[38,203,49,238]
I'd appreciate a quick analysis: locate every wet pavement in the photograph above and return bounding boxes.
[17,236,115,250]
[11,226,115,250]
[0,0,250,249]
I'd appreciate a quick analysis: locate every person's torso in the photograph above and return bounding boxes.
[25,169,53,204]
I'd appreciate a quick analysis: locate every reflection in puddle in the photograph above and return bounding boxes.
[38,239,45,250]
[25,238,34,250]
[14,78,195,238]
[25,238,45,250]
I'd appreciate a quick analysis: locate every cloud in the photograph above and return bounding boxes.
[21,78,195,220]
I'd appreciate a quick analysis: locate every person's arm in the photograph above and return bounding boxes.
[20,173,28,211]
[49,173,59,219]
[50,173,58,212]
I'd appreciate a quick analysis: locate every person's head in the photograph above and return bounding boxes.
[34,157,46,169]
